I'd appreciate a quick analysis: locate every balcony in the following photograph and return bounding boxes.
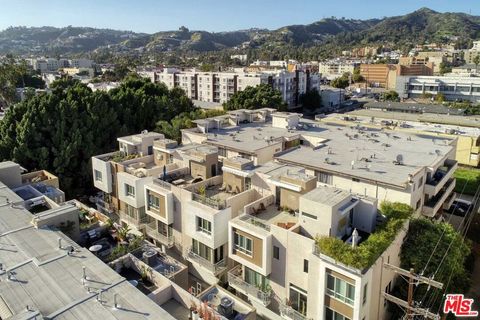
[423,178,456,217]
[144,222,174,248]
[186,247,226,275]
[119,211,145,227]
[280,303,309,320]
[425,160,458,196]
[227,265,272,306]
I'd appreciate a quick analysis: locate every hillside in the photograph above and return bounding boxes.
[0,8,479,58]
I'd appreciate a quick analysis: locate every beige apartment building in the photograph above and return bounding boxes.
[149,68,320,108]
[92,109,458,320]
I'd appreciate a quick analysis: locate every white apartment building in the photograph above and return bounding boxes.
[27,57,94,73]
[396,75,480,103]
[92,109,458,320]
[150,68,320,109]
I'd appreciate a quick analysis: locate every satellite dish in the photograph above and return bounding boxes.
[141,129,148,135]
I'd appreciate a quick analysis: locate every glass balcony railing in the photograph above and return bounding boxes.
[227,265,272,306]
[186,247,226,275]
[144,223,174,248]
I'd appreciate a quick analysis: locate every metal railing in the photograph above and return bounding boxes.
[279,304,309,320]
[227,265,272,306]
[144,223,174,248]
[119,211,145,227]
[186,247,226,275]
[239,214,271,231]
[191,193,226,210]
[153,179,172,190]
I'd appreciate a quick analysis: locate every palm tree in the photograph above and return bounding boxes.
[117,225,131,242]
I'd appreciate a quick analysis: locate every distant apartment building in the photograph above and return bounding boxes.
[318,62,357,80]
[92,109,457,320]
[351,46,378,57]
[396,75,480,103]
[230,54,248,63]
[151,69,320,109]
[463,40,480,64]
[27,57,94,73]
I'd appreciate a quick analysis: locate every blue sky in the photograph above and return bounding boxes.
[0,0,478,33]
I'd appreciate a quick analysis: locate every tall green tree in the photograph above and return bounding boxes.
[299,89,322,112]
[223,84,286,111]
[390,219,471,318]
[0,77,195,197]
[330,73,350,89]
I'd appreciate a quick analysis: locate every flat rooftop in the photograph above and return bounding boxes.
[202,121,327,153]
[364,101,466,116]
[346,109,480,130]
[302,185,352,206]
[276,124,454,187]
[0,181,175,320]
[117,131,163,145]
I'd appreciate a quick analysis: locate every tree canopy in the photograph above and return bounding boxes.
[390,218,471,318]
[223,84,286,111]
[299,88,322,111]
[381,90,400,102]
[0,77,195,197]
[330,73,350,89]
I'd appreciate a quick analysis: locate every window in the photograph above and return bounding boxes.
[325,307,351,320]
[192,239,212,262]
[234,233,253,256]
[148,192,160,209]
[125,184,135,197]
[245,267,268,289]
[362,283,368,305]
[326,273,355,305]
[416,199,421,210]
[303,259,309,273]
[302,211,317,220]
[273,246,280,260]
[197,216,212,235]
[218,147,227,157]
[316,171,332,184]
[290,284,308,316]
[418,176,423,187]
[94,170,102,182]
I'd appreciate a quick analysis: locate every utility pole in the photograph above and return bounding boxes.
[383,263,444,320]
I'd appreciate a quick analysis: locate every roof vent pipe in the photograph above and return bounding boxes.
[352,229,359,249]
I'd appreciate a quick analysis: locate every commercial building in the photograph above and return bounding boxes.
[150,68,320,109]
[0,161,176,320]
[92,109,458,319]
[360,63,434,90]
[396,75,480,103]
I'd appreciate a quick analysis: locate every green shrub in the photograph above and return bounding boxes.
[315,201,413,269]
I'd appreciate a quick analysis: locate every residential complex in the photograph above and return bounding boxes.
[0,162,177,320]
[91,109,458,319]
[321,109,480,167]
[148,68,320,108]
[396,75,480,103]
[26,58,95,73]
[318,62,357,80]
[463,40,480,64]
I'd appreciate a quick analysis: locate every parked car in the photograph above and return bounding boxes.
[445,199,473,217]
